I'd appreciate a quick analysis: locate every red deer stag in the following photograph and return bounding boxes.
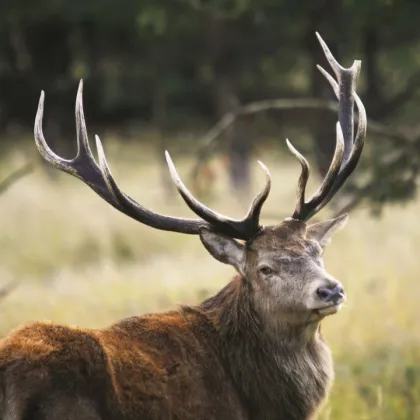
[0,33,366,420]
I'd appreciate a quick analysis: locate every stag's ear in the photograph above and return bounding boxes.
[199,228,245,274]
[306,213,348,249]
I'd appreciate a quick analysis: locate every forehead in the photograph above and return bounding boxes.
[247,220,319,257]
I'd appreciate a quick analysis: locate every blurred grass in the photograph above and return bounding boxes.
[1,138,420,419]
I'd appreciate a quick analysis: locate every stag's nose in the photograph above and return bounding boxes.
[316,284,345,305]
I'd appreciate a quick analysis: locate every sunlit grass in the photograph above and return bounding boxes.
[1,139,420,419]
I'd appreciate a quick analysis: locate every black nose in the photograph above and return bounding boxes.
[317,285,345,304]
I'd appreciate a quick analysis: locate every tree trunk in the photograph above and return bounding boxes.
[207,17,252,200]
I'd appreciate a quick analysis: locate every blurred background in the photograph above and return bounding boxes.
[1,1,420,418]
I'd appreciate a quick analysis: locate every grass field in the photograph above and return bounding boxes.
[1,138,420,419]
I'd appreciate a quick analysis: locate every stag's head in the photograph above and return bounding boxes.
[200,215,348,327]
[33,33,366,327]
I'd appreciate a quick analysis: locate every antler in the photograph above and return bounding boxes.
[287,32,367,221]
[34,81,271,240]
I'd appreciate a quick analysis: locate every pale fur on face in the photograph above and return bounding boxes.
[199,214,348,328]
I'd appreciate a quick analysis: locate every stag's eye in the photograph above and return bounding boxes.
[259,266,274,276]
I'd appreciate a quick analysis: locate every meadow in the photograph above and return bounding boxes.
[1,136,419,419]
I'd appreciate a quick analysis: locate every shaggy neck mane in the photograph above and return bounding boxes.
[199,275,332,420]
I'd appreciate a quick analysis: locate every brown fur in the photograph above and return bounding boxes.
[0,219,346,420]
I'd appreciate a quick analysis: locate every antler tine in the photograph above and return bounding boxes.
[34,91,74,175]
[315,32,343,79]
[244,161,271,225]
[165,152,271,234]
[304,122,345,209]
[34,81,127,210]
[289,122,345,220]
[286,139,310,219]
[75,80,94,157]
[35,81,94,178]
[34,81,271,240]
[310,92,367,217]
[316,32,361,164]
[289,33,366,221]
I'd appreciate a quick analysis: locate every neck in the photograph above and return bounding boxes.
[200,275,333,420]
[200,275,322,345]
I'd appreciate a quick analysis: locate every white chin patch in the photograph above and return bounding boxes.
[317,305,341,316]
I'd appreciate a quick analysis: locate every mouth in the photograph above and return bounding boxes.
[314,303,342,316]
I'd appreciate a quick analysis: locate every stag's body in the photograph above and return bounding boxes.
[0,33,366,420]
[0,274,331,420]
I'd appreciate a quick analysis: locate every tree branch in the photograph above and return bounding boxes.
[0,162,34,196]
[332,195,365,218]
[373,69,420,120]
[190,97,415,183]
[0,280,18,302]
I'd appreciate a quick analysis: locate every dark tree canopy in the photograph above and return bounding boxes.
[0,0,420,213]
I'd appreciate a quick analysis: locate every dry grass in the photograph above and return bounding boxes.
[1,139,420,419]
